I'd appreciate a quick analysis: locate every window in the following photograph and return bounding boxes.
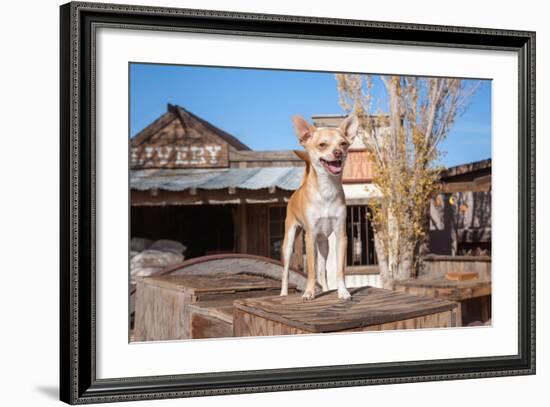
[346,205,377,266]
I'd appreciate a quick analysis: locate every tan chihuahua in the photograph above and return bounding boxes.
[281,114,359,300]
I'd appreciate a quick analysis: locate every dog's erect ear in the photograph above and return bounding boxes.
[293,149,310,164]
[293,115,315,145]
[293,150,311,176]
[339,114,359,143]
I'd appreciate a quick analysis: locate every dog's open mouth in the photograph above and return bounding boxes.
[320,158,343,175]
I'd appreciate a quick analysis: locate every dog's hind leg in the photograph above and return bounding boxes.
[302,231,317,300]
[335,227,351,300]
[281,217,299,296]
[316,237,329,291]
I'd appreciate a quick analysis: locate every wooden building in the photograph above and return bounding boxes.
[429,159,492,256]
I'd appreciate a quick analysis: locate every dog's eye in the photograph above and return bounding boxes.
[319,142,328,148]
[340,141,348,148]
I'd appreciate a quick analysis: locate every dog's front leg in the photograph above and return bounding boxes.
[302,231,317,300]
[281,219,299,296]
[335,229,351,300]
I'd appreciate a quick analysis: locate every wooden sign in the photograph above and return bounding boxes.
[130,105,246,169]
[342,149,374,183]
[131,143,226,168]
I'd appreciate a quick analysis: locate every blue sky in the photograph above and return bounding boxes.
[130,64,491,167]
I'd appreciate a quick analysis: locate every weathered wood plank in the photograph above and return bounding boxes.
[131,111,230,169]
[161,254,316,292]
[233,286,457,334]
[188,301,235,323]
[440,180,491,193]
[141,274,284,294]
[394,277,491,301]
[191,313,233,339]
[345,265,380,275]
[423,254,491,263]
[234,308,308,336]
[131,188,291,206]
[229,150,304,162]
[133,273,296,341]
[134,280,191,341]
[394,277,493,326]
[445,271,479,281]
[359,311,453,332]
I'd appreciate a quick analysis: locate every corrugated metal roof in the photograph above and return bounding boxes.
[131,167,305,192]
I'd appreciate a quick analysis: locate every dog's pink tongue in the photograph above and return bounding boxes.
[327,162,341,174]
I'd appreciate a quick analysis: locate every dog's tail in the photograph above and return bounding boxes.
[293,150,311,183]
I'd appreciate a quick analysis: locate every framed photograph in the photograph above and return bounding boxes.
[60,1,535,404]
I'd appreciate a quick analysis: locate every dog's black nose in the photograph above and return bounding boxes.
[333,149,343,158]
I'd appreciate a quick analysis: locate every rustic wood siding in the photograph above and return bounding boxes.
[134,280,191,341]
[234,295,457,336]
[131,112,229,168]
[133,274,294,341]
[229,150,304,168]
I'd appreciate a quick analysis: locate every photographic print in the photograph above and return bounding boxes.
[60,3,535,403]
[128,64,492,342]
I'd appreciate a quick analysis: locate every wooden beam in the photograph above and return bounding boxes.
[131,188,292,206]
[440,181,491,193]
[229,150,303,162]
[345,265,380,275]
[474,174,492,186]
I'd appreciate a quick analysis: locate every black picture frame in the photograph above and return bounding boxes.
[60,1,536,404]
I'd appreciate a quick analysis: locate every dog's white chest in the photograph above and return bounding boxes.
[307,201,345,237]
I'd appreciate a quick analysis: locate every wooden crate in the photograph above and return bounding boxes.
[134,273,296,341]
[394,277,492,326]
[233,286,458,337]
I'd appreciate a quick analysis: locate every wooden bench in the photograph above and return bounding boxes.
[134,273,296,341]
[233,286,459,337]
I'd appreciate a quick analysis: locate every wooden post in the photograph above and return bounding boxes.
[238,203,248,254]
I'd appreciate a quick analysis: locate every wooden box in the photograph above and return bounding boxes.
[394,277,492,326]
[233,286,458,336]
[134,273,295,341]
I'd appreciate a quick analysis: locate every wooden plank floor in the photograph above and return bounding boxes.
[234,286,458,333]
